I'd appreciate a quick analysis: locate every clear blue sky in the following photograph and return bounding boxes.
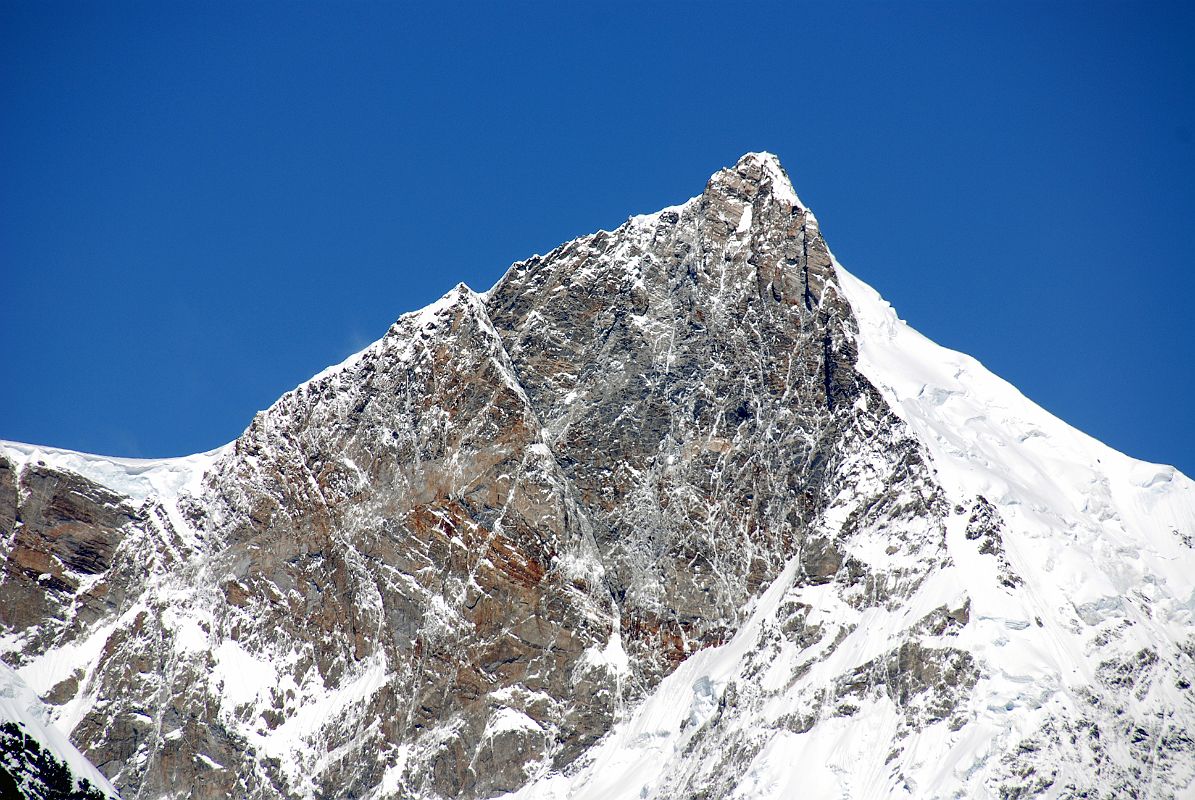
[2,2,1193,476]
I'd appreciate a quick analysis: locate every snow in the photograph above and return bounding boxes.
[740,151,805,209]
[0,439,229,503]
[247,651,391,794]
[0,662,118,797]
[831,255,1195,790]
[832,255,1195,627]
[194,753,225,771]
[16,617,118,698]
[212,638,279,709]
[483,708,543,740]
[583,628,630,677]
[627,197,699,228]
[14,602,155,737]
[162,599,212,655]
[733,700,906,799]
[506,557,807,800]
[736,204,753,234]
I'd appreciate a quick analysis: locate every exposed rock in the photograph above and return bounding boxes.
[0,461,140,651]
[965,495,1023,588]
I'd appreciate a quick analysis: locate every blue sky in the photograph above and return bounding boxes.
[2,1,1193,476]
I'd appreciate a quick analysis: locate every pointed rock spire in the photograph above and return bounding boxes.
[705,151,806,211]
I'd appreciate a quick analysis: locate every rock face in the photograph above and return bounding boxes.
[3,153,1195,799]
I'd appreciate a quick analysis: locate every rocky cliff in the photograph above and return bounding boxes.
[3,154,1194,799]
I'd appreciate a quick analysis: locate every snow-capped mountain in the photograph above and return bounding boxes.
[2,153,1192,799]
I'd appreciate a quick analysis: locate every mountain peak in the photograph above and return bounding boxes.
[735,150,785,172]
[704,151,805,210]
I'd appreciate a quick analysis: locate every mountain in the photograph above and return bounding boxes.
[2,153,1193,799]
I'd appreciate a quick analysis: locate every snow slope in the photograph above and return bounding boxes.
[0,441,228,504]
[835,258,1195,642]
[0,661,119,797]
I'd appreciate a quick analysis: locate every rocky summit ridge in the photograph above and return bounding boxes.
[2,153,1194,799]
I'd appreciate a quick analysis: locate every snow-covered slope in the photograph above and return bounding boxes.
[838,261,1195,616]
[0,661,118,798]
[1,153,1192,799]
[0,441,228,504]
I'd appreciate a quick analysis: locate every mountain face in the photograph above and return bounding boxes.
[2,153,1194,799]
